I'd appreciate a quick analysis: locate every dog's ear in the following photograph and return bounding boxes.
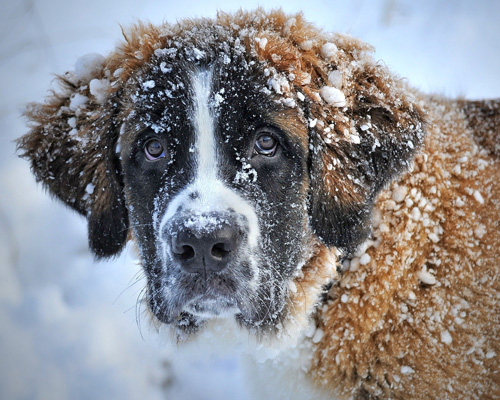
[305,37,426,255]
[17,54,128,258]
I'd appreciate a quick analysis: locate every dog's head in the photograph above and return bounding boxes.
[18,10,425,339]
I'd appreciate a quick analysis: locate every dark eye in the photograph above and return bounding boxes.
[144,138,165,161]
[254,132,278,157]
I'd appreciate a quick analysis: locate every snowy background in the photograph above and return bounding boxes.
[0,1,498,399]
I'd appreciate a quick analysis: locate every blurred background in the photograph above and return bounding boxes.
[0,0,498,399]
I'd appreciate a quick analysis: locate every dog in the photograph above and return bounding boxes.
[18,9,499,400]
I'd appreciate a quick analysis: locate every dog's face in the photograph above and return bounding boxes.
[120,53,311,330]
[18,11,425,339]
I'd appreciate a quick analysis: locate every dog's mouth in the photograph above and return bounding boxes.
[148,264,252,325]
[184,294,239,318]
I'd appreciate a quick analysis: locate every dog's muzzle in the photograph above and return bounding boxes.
[163,212,246,275]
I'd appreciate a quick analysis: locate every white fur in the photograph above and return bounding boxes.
[159,69,260,248]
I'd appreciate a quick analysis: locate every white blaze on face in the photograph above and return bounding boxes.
[192,69,217,184]
[160,69,260,252]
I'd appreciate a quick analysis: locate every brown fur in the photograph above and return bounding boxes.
[312,97,500,399]
[17,9,499,399]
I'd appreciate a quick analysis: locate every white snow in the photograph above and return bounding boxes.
[300,40,313,51]
[473,190,485,204]
[418,268,437,286]
[74,53,105,83]
[142,80,156,90]
[359,253,371,265]
[319,86,346,107]
[327,70,343,88]
[312,328,324,343]
[392,186,408,203]
[255,37,268,50]
[282,97,296,108]
[69,93,89,111]
[321,42,338,59]
[441,330,453,345]
[89,78,111,104]
[401,366,415,374]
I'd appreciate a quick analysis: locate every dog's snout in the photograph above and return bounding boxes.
[170,219,241,274]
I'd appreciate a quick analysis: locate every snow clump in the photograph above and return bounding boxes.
[300,40,313,51]
[319,86,346,107]
[328,70,343,88]
[142,80,156,90]
[441,330,453,345]
[255,37,268,50]
[69,93,88,112]
[89,78,111,104]
[321,42,338,59]
[74,53,105,83]
[418,267,437,286]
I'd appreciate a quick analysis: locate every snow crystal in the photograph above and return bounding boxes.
[321,42,338,59]
[379,223,389,233]
[359,253,371,265]
[350,134,361,144]
[349,257,360,272]
[473,190,484,204]
[392,186,408,203]
[300,40,313,51]
[297,92,305,101]
[69,93,88,111]
[312,328,324,344]
[328,70,343,88]
[428,232,440,243]
[282,98,296,108]
[255,37,268,50]
[401,366,415,374]
[319,86,346,107]
[474,224,486,238]
[214,93,224,107]
[85,183,95,195]
[418,268,437,286]
[89,78,110,104]
[113,67,124,78]
[410,207,421,221]
[74,53,105,83]
[441,330,452,345]
[68,117,77,128]
[486,351,496,359]
[142,80,156,90]
[267,74,290,95]
[283,17,296,34]
[340,294,349,303]
[309,118,318,128]
[160,62,171,73]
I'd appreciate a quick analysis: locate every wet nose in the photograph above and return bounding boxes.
[170,221,240,274]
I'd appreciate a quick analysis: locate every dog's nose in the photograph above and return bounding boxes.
[170,221,240,274]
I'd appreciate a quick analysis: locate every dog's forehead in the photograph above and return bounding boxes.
[120,37,308,147]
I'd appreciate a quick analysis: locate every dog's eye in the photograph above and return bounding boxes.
[254,133,278,157]
[144,139,165,161]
